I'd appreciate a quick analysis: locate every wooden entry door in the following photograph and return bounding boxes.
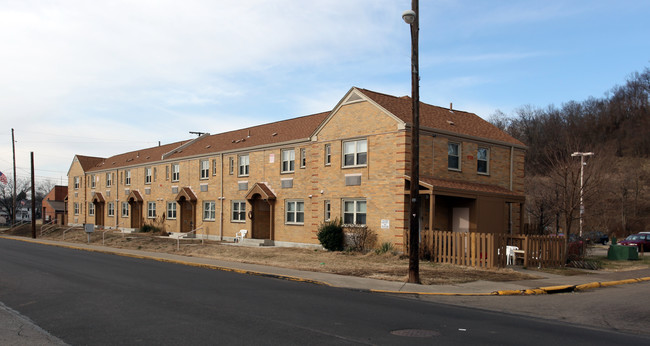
[129,201,142,229]
[95,202,105,227]
[180,201,194,233]
[252,198,271,239]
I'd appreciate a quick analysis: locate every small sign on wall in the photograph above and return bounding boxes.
[269,154,275,163]
[381,219,390,229]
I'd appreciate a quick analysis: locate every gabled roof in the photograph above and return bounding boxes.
[358,88,525,147]
[76,155,106,171]
[417,176,524,200]
[85,140,189,172]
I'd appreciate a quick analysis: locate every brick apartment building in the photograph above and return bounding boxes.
[67,87,526,248]
[42,185,68,225]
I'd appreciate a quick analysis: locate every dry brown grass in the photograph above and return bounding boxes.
[8,226,539,285]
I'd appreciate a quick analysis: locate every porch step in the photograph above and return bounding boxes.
[239,238,274,246]
[168,232,194,239]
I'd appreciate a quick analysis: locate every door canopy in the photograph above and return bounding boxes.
[245,183,276,201]
[91,192,105,204]
[127,190,143,203]
[175,187,197,203]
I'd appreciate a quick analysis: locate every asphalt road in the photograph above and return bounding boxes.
[1,238,648,345]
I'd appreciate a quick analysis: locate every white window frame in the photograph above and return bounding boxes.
[477,147,489,175]
[285,200,304,225]
[121,202,129,217]
[448,142,461,171]
[74,202,79,215]
[171,163,180,182]
[325,144,331,166]
[238,154,250,177]
[147,201,156,219]
[200,160,210,179]
[231,200,246,222]
[74,176,80,189]
[167,202,177,219]
[203,201,216,221]
[145,167,152,184]
[324,200,331,222]
[300,148,306,168]
[90,174,96,189]
[342,139,367,168]
[88,202,95,216]
[106,172,112,187]
[343,199,367,226]
[107,202,114,217]
[229,157,234,175]
[125,170,131,186]
[281,149,295,173]
[212,159,218,176]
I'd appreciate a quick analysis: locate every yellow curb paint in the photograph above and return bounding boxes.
[538,285,574,292]
[0,236,332,287]
[575,282,601,291]
[370,289,496,296]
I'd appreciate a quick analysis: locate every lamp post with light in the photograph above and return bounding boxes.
[403,1,420,284]
[571,151,593,237]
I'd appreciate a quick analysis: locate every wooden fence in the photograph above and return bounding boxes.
[405,230,567,269]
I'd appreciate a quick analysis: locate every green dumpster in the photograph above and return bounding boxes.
[607,245,639,260]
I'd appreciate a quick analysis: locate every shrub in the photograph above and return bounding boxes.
[375,242,396,255]
[346,225,377,252]
[317,218,344,251]
[140,224,162,233]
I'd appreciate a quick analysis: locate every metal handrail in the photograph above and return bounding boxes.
[62,226,82,240]
[40,220,58,236]
[176,226,204,250]
[102,221,125,245]
[3,220,29,233]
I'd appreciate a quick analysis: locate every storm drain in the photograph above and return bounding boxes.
[390,329,440,338]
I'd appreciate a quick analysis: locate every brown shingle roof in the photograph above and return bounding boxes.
[165,111,329,160]
[359,89,525,147]
[76,155,106,171]
[419,177,523,199]
[85,140,189,172]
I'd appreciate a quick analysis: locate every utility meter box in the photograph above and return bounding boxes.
[84,224,95,233]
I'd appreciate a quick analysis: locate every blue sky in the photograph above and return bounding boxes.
[1,0,649,186]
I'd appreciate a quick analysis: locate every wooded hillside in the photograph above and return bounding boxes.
[490,68,649,237]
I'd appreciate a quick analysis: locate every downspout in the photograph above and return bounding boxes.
[219,153,224,241]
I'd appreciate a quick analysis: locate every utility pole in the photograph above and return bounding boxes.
[403,0,420,284]
[571,151,593,237]
[31,152,36,239]
[12,128,17,226]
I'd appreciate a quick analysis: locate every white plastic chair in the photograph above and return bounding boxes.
[506,246,518,265]
[235,229,247,243]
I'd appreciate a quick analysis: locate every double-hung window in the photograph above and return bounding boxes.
[90,175,96,189]
[121,202,129,217]
[343,199,366,225]
[125,170,131,186]
[238,155,249,177]
[300,148,306,168]
[477,147,489,174]
[203,201,216,221]
[324,200,331,221]
[343,139,367,167]
[285,200,304,224]
[74,202,79,215]
[232,201,246,222]
[448,143,461,170]
[147,202,156,218]
[107,202,114,217]
[74,177,80,189]
[167,202,177,219]
[324,144,331,166]
[200,160,210,179]
[88,202,95,216]
[106,173,112,187]
[171,163,180,182]
[281,149,295,173]
[145,167,152,184]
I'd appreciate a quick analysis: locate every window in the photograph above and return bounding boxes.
[121,202,129,217]
[343,139,367,167]
[171,163,180,182]
[212,159,218,176]
[120,171,123,184]
[477,147,489,174]
[343,199,366,225]
[153,167,157,182]
[145,167,152,184]
[448,143,460,170]
[167,202,177,219]
[300,148,306,168]
[229,157,234,175]
[232,201,246,222]
[281,149,295,173]
[200,160,210,179]
[325,144,331,165]
[88,202,95,216]
[324,200,331,221]
[125,170,131,186]
[90,174,96,189]
[147,202,156,218]
[165,165,169,180]
[107,202,115,217]
[74,202,79,215]
[285,200,304,224]
[106,173,112,187]
[74,177,80,189]
[238,155,249,176]
[203,201,216,221]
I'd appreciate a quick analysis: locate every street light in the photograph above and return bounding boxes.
[403,0,420,284]
[571,151,594,237]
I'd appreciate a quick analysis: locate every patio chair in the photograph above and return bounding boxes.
[235,229,247,243]
[506,245,518,265]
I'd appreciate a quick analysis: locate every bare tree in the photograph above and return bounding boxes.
[0,177,30,224]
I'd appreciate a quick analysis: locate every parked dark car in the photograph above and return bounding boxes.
[584,231,609,245]
[618,233,650,252]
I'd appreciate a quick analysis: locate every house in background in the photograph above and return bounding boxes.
[42,185,68,225]
[66,87,526,248]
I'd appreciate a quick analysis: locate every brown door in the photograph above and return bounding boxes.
[252,198,271,239]
[95,202,105,227]
[129,201,142,229]
[180,201,194,233]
